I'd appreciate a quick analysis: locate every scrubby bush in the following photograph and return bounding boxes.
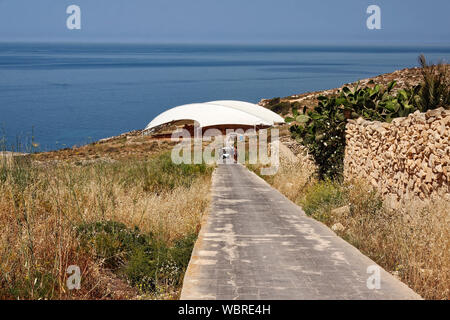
[300,180,345,224]
[265,97,281,106]
[77,220,196,293]
[270,101,291,115]
[77,221,148,270]
[289,98,347,179]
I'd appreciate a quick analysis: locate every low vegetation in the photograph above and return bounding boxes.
[306,181,449,300]
[0,146,213,300]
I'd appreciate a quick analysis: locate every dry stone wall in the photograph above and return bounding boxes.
[344,108,450,200]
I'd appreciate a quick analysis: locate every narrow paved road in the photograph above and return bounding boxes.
[181,164,420,300]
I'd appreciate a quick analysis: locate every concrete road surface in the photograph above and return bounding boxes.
[180,164,421,300]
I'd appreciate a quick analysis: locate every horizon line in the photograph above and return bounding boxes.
[1,39,450,47]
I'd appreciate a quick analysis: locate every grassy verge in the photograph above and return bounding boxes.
[248,152,449,300]
[0,150,213,299]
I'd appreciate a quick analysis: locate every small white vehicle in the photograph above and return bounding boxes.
[220,146,234,163]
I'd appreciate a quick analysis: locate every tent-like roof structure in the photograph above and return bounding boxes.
[145,100,284,132]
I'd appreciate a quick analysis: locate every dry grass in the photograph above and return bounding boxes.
[341,182,450,300]
[264,152,316,202]
[0,149,213,300]
[250,144,449,300]
[247,128,317,199]
[32,131,178,162]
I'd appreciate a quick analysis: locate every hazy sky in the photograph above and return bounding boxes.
[0,0,449,44]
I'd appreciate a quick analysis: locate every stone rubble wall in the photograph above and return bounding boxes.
[344,108,450,200]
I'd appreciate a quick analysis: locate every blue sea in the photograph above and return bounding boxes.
[1,42,450,151]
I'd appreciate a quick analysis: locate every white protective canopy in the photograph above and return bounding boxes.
[145,100,284,131]
[206,100,284,125]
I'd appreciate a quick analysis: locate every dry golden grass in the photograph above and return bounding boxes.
[338,182,450,300]
[269,158,316,202]
[249,139,317,201]
[0,150,213,300]
[32,131,178,162]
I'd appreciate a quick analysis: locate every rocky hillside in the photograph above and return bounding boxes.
[259,67,434,116]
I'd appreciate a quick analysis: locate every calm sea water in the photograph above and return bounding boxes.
[1,43,450,151]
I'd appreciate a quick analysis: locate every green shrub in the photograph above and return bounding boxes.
[300,181,345,224]
[289,95,347,179]
[2,269,57,300]
[76,220,196,293]
[270,101,291,115]
[265,97,281,107]
[124,232,196,292]
[339,81,420,122]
